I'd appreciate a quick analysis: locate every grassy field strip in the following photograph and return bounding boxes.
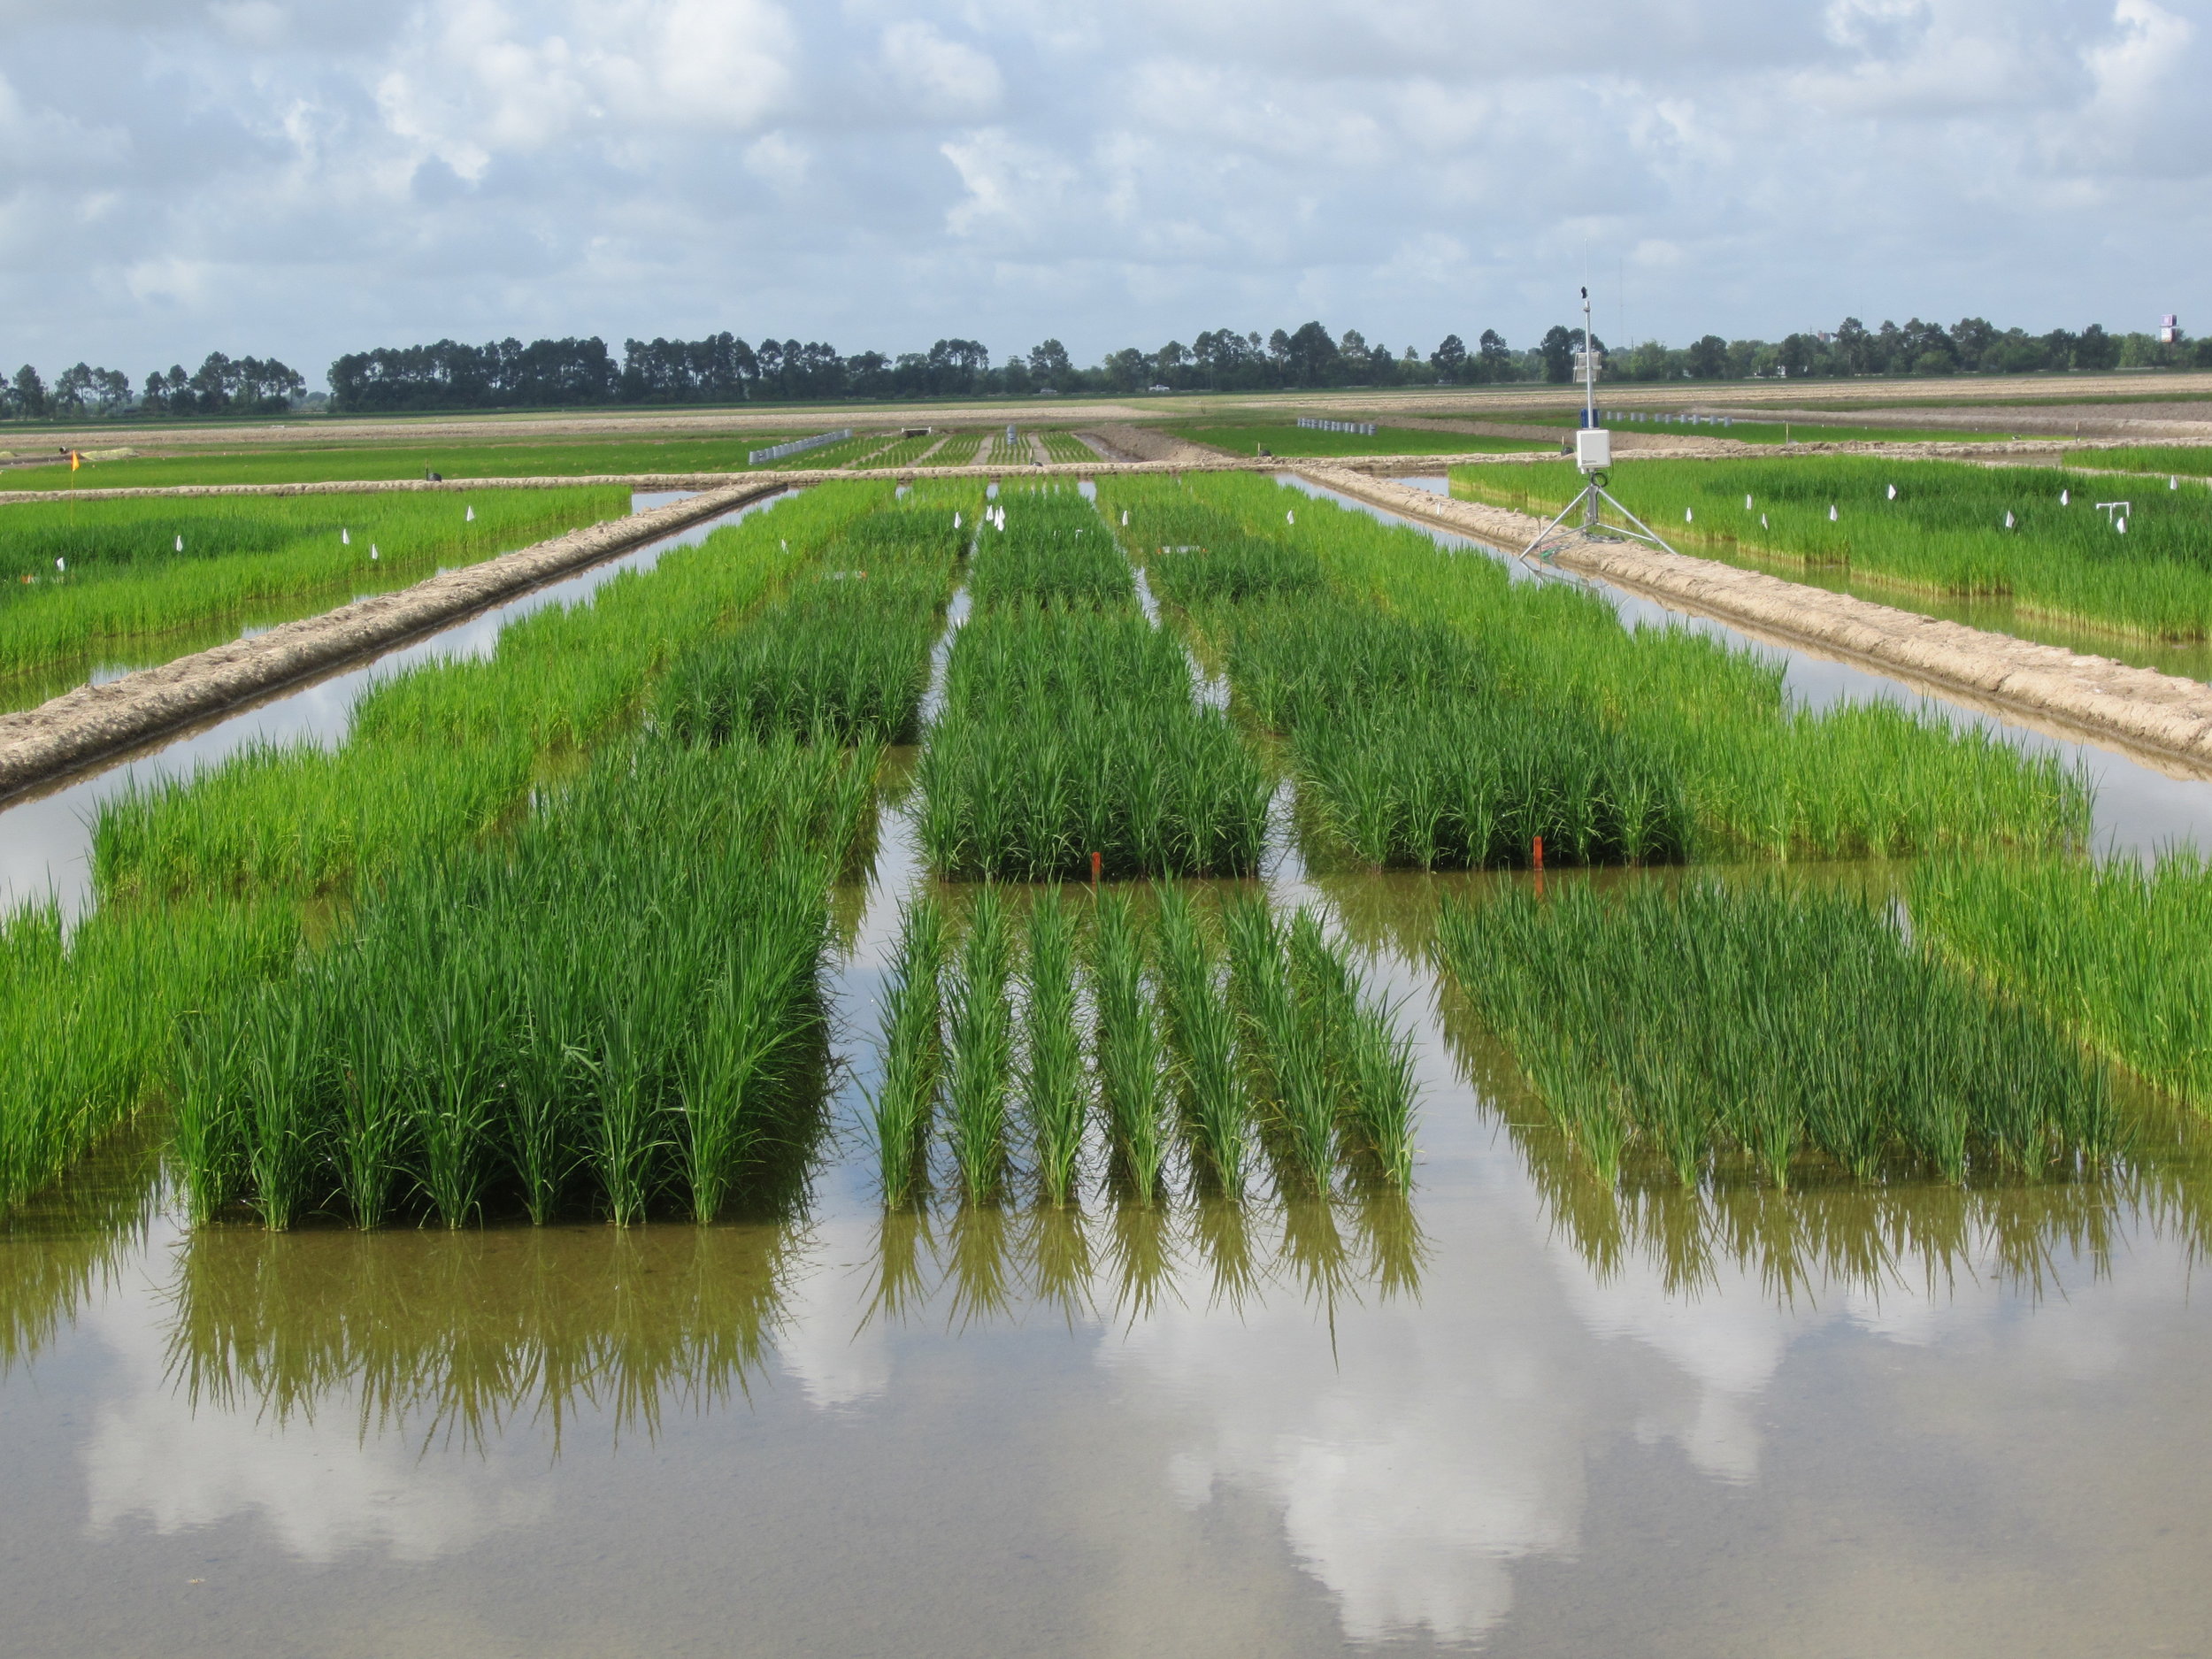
[0,487,627,696]
[915,486,1271,880]
[0,485,891,1217]
[872,883,1415,1209]
[1434,879,2114,1186]
[1100,472,2085,863]
[169,486,970,1227]
[1455,455,2212,643]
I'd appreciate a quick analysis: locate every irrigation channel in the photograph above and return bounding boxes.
[4,474,2212,1654]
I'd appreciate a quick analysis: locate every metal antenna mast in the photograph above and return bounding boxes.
[1520,284,1686,571]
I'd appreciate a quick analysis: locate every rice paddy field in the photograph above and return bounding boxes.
[1,434,819,488]
[4,465,2212,1655]
[0,485,628,711]
[1177,419,1553,458]
[1455,453,2212,645]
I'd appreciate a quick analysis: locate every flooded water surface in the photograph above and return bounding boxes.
[4,480,2212,1656]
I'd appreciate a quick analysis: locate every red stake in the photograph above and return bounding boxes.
[1532,835,1544,871]
[1090,850,1102,887]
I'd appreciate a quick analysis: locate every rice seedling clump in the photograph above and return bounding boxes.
[1912,852,2212,1111]
[872,885,1417,1205]
[656,495,964,745]
[176,731,874,1228]
[1433,879,2115,1187]
[918,488,1271,880]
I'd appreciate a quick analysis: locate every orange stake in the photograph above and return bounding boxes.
[1532,835,1544,871]
[1090,850,1102,887]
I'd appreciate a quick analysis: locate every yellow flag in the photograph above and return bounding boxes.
[69,450,80,472]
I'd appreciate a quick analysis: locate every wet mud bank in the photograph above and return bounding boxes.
[1302,465,2212,780]
[0,480,784,803]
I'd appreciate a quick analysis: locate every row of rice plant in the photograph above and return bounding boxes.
[917,487,1271,880]
[0,485,893,1218]
[94,482,890,903]
[1456,455,2212,641]
[1104,472,2088,861]
[1037,431,1099,465]
[1910,853,2212,1111]
[176,731,876,1228]
[873,884,1416,1206]
[1236,601,1692,868]
[654,495,964,746]
[1432,878,2115,1187]
[0,486,627,687]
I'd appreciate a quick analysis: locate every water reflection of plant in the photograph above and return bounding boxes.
[858,1193,1428,1336]
[0,1121,163,1372]
[165,1213,810,1453]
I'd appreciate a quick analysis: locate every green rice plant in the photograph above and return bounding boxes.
[0,486,628,691]
[1101,472,2087,861]
[1022,888,1086,1204]
[656,498,964,745]
[173,731,863,1226]
[1144,536,1325,608]
[2074,446,2212,481]
[945,885,1016,1201]
[5,896,298,1219]
[1457,455,2212,642]
[1911,852,2212,1111]
[872,895,949,1204]
[1038,431,1098,465]
[94,482,889,904]
[964,488,1135,611]
[1090,891,1167,1200]
[1433,878,2115,1187]
[1225,598,1692,869]
[918,605,1271,880]
[1151,886,1248,1198]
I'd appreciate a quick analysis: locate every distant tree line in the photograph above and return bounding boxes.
[4,312,2208,420]
[0,351,307,420]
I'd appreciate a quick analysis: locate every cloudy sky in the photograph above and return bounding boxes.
[0,0,2202,385]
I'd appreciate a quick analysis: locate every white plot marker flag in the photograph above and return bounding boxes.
[341,527,349,545]
[2004,511,2016,528]
[1886,484,1897,500]
[1829,505,1839,522]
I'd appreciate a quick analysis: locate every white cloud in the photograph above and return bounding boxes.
[879,19,1002,119]
[0,0,2209,377]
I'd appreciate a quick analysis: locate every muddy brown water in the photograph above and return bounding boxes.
[6,480,2212,1656]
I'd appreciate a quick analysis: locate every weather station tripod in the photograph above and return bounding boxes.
[1519,287,1687,577]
